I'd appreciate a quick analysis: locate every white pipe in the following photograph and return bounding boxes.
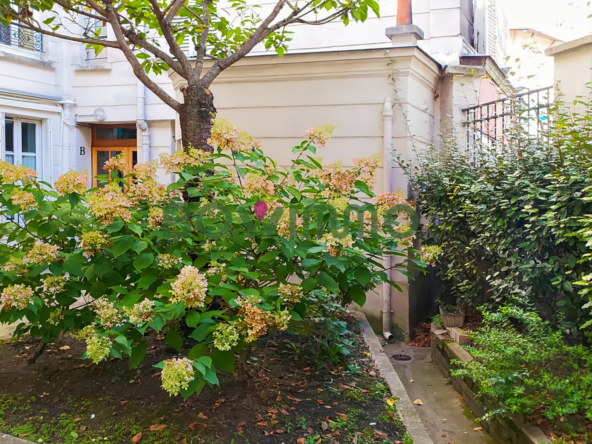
[137,79,151,163]
[382,97,395,343]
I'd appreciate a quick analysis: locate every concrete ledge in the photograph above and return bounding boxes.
[352,311,433,444]
[0,50,55,68]
[0,433,34,443]
[431,326,551,444]
[73,63,113,71]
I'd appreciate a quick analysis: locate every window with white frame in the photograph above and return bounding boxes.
[3,117,40,172]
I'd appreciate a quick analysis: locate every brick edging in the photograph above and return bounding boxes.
[351,311,434,444]
[430,326,551,444]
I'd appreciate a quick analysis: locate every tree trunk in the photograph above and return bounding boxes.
[179,84,216,152]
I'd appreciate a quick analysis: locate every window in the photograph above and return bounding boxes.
[3,117,39,172]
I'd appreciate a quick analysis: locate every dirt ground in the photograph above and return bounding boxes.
[0,319,406,444]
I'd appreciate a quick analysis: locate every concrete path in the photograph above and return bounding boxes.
[383,343,496,444]
[0,323,14,341]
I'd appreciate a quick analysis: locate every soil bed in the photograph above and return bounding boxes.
[0,316,406,444]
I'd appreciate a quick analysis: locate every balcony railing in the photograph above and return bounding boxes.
[463,86,553,150]
[0,22,43,53]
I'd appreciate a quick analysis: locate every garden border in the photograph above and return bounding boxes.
[430,325,551,444]
[0,433,33,444]
[351,311,434,444]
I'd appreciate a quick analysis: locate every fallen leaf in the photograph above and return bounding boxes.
[80,425,88,431]
[413,399,424,406]
[321,421,328,431]
[474,427,483,431]
[317,388,324,393]
[74,417,82,422]
[364,352,371,356]
[256,422,268,427]
[317,400,324,405]
[386,398,395,406]
[256,414,264,421]
[276,429,285,434]
[263,430,273,436]
[441,434,447,438]
[336,413,348,420]
[131,432,143,443]
[178,440,187,444]
[297,438,305,444]
[149,425,167,431]
[237,421,247,428]
[281,409,289,416]
[410,379,415,383]
[197,412,208,420]
[59,346,70,351]
[307,427,313,434]
[324,406,331,409]
[361,390,369,393]
[369,371,377,377]
[18,434,29,438]
[375,430,387,439]
[189,423,207,430]
[267,407,278,414]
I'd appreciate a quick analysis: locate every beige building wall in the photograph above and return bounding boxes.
[546,35,592,113]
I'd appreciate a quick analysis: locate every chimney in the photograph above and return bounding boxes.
[386,0,424,47]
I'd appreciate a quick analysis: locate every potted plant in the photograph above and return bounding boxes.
[437,298,465,328]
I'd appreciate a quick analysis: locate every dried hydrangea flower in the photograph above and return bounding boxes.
[0,284,35,310]
[79,231,110,256]
[213,323,240,351]
[303,124,336,147]
[160,148,209,174]
[236,295,268,343]
[352,154,382,185]
[148,207,164,228]
[208,118,260,152]
[11,190,37,211]
[0,160,37,184]
[243,174,275,198]
[41,275,66,301]
[103,153,127,173]
[266,309,291,331]
[161,358,195,396]
[87,182,133,225]
[170,266,208,308]
[320,233,354,257]
[157,254,183,269]
[124,299,155,324]
[23,241,59,265]
[92,298,124,329]
[55,170,88,195]
[278,283,302,308]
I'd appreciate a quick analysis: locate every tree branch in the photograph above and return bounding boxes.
[202,0,288,86]
[194,0,210,78]
[104,0,182,112]
[119,26,184,74]
[146,0,197,83]
[165,0,186,23]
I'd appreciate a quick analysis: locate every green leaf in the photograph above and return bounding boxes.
[350,286,366,306]
[137,275,158,289]
[166,330,183,351]
[301,278,318,292]
[181,372,205,400]
[319,273,339,293]
[112,236,135,258]
[284,186,302,201]
[188,342,209,360]
[133,253,154,271]
[211,349,234,373]
[133,241,148,254]
[259,250,279,262]
[354,268,372,286]
[114,335,131,355]
[129,341,147,369]
[186,311,201,328]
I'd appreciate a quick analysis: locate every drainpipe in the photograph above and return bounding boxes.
[137,79,151,162]
[382,97,395,343]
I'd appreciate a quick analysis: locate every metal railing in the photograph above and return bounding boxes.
[0,22,43,53]
[463,86,553,149]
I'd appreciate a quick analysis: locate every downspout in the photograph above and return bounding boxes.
[382,97,395,343]
[137,79,151,162]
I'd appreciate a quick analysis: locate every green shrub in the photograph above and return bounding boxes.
[400,96,592,335]
[453,305,592,435]
[0,120,421,397]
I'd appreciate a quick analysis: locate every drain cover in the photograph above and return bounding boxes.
[392,353,412,361]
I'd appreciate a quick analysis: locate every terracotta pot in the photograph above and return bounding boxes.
[439,306,465,328]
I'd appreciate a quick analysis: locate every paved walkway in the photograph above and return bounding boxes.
[383,343,496,444]
[0,323,15,341]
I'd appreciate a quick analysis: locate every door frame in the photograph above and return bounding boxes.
[91,147,137,187]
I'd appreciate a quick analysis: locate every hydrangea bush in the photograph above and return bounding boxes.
[0,121,420,398]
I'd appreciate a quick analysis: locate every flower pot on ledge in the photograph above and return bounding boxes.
[439,306,465,328]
